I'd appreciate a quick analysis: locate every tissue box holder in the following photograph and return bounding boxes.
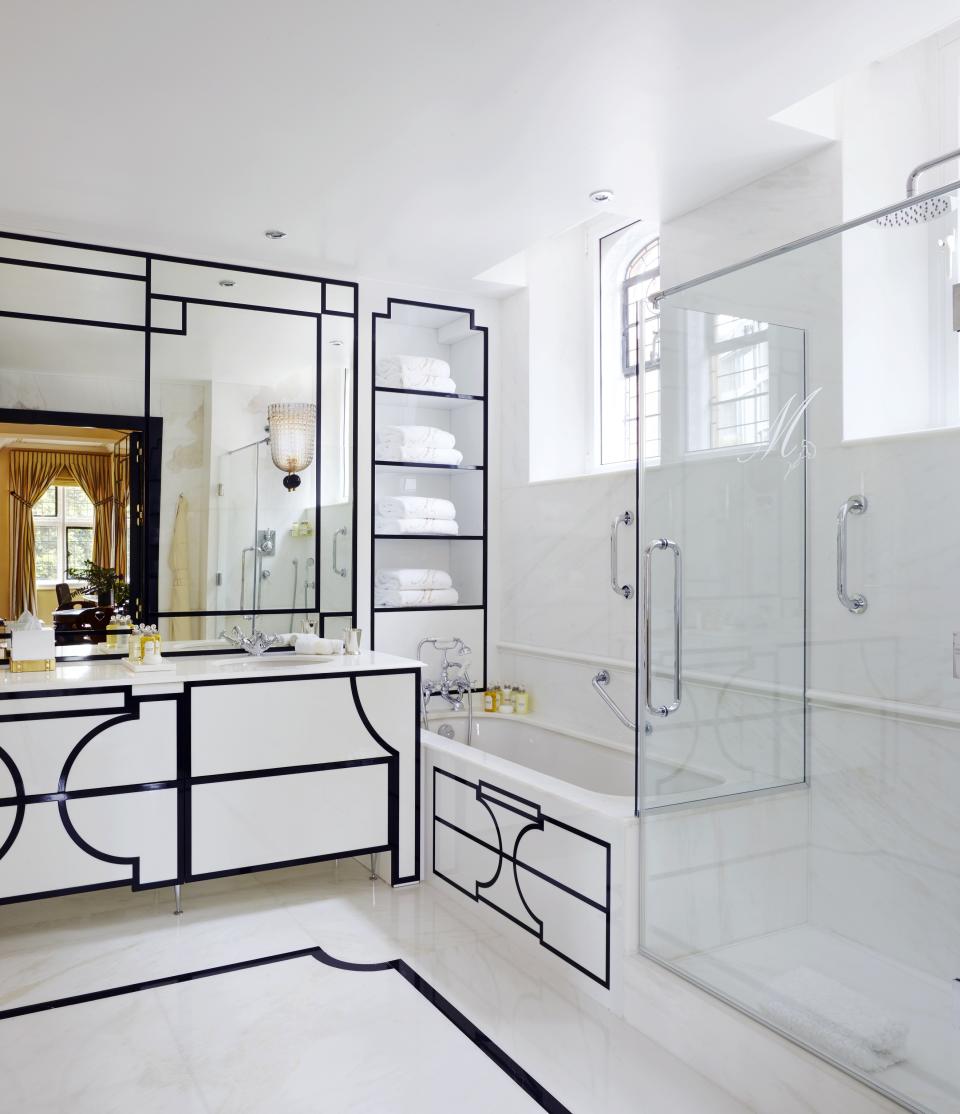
[9,629,56,673]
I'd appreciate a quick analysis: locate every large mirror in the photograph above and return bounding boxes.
[0,234,356,655]
[0,239,147,652]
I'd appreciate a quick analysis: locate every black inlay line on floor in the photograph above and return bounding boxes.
[0,945,573,1114]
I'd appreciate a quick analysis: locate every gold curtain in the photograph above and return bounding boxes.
[8,450,70,616]
[112,449,130,579]
[65,452,115,570]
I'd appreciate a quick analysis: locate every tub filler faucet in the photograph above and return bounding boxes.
[418,637,472,710]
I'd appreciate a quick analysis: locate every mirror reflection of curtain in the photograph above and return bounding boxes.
[68,452,114,567]
[8,447,127,616]
[8,450,70,615]
[113,447,130,579]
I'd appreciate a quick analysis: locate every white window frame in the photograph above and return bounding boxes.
[33,484,95,586]
[595,222,660,472]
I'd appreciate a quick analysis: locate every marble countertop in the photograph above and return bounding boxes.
[0,650,422,696]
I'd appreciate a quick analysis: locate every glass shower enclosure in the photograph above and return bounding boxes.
[637,182,960,1114]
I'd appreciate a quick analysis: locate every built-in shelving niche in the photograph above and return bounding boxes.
[371,300,488,687]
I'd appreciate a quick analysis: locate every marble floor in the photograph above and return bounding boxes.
[0,860,748,1113]
[676,924,958,1114]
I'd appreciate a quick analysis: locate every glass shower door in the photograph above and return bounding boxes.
[639,301,807,810]
[638,298,808,970]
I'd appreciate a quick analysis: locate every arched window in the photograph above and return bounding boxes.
[622,238,660,463]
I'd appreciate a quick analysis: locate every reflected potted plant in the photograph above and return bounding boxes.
[69,561,130,609]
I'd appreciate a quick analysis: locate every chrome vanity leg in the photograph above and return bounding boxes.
[173,884,183,916]
[369,853,379,881]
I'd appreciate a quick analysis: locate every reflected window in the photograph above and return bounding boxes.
[705,315,770,450]
[622,238,661,465]
[33,484,94,584]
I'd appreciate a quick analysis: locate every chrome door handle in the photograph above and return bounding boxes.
[610,510,634,599]
[836,495,867,613]
[643,538,683,717]
[332,526,348,578]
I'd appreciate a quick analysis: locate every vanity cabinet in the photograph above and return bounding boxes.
[0,689,179,903]
[187,672,417,880]
[0,657,420,906]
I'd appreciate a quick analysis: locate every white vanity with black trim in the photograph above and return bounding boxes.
[0,652,420,908]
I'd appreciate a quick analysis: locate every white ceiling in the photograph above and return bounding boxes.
[1,0,958,293]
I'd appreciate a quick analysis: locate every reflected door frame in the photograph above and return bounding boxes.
[0,406,161,626]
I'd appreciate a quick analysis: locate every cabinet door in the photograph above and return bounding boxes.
[190,764,390,878]
[0,698,179,902]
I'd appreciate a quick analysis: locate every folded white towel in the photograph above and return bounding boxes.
[375,587,460,608]
[291,634,344,656]
[377,425,457,451]
[375,516,459,536]
[377,355,451,379]
[375,445,464,466]
[377,371,459,394]
[375,568,453,591]
[758,968,908,1073]
[377,496,457,521]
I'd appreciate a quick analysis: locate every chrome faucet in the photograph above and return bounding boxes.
[417,637,472,711]
[220,624,281,656]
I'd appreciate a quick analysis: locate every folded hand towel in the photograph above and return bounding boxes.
[377,496,457,521]
[375,568,453,591]
[375,445,464,466]
[291,634,344,655]
[377,371,459,394]
[377,425,457,451]
[377,355,451,379]
[758,968,908,1073]
[375,516,459,536]
[375,587,460,608]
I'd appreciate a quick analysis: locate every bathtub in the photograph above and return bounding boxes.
[422,711,644,1001]
[424,712,721,806]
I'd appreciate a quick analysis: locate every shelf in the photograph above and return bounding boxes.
[375,387,484,409]
[374,460,483,473]
[375,604,485,613]
[374,534,483,541]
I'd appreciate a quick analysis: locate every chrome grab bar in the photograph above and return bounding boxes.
[610,510,634,599]
[332,526,348,578]
[240,545,256,616]
[836,495,867,614]
[643,538,683,717]
[591,670,635,730]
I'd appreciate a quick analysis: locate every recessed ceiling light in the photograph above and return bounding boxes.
[589,189,614,203]
[264,229,286,239]
[219,279,236,288]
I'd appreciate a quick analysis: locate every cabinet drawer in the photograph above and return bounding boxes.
[190,763,390,877]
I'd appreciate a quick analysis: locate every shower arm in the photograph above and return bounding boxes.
[906,148,960,197]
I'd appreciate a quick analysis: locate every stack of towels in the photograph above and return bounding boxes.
[376,355,457,395]
[375,424,463,467]
[376,495,459,536]
[375,568,459,608]
[758,967,909,1073]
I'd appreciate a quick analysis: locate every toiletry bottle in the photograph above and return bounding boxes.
[483,683,500,713]
[500,684,515,714]
[514,686,530,715]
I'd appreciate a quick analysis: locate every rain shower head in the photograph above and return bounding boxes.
[876,147,960,228]
[875,195,952,228]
